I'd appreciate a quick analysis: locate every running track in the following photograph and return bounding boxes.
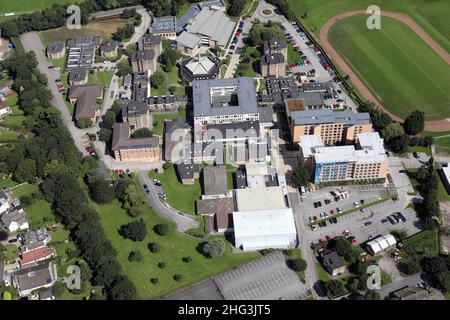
[320,10,450,132]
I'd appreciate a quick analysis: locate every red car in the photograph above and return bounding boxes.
[351,239,357,244]
[235,31,241,36]
[325,235,331,241]
[313,216,317,221]
[319,238,324,243]
[330,209,335,215]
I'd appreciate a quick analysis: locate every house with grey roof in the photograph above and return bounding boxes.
[202,165,228,197]
[150,16,177,39]
[68,67,88,86]
[176,162,200,184]
[46,41,65,59]
[1,209,29,233]
[140,34,162,57]
[99,40,117,57]
[121,99,152,132]
[320,250,346,276]
[12,262,56,297]
[131,50,156,73]
[68,84,103,124]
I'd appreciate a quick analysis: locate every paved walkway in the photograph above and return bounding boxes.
[319,10,450,132]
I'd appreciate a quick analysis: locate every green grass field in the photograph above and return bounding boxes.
[0,127,19,142]
[0,0,81,15]
[286,0,450,53]
[328,15,450,120]
[151,110,186,136]
[148,165,202,215]
[94,179,259,299]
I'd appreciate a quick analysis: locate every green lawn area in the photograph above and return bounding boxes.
[4,93,18,107]
[93,179,260,299]
[87,73,97,85]
[176,3,191,18]
[2,244,20,263]
[236,46,259,77]
[152,110,186,136]
[151,68,184,96]
[422,131,450,155]
[11,183,55,228]
[39,17,127,47]
[51,56,65,69]
[0,0,81,15]
[287,43,302,65]
[392,145,431,158]
[286,0,450,53]
[0,127,19,142]
[315,262,330,281]
[0,106,25,129]
[96,70,114,88]
[403,230,439,258]
[148,164,201,215]
[0,176,16,189]
[246,0,260,17]
[328,15,450,121]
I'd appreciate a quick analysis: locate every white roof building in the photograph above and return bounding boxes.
[185,56,215,75]
[175,31,202,49]
[234,186,287,211]
[185,8,236,47]
[233,208,297,251]
[366,234,397,256]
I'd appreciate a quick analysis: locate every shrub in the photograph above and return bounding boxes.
[290,258,307,272]
[2,291,12,300]
[148,242,160,253]
[182,256,192,263]
[19,195,33,206]
[154,223,169,236]
[260,248,275,256]
[202,239,226,258]
[150,277,159,284]
[128,250,142,262]
[173,274,183,282]
[157,262,166,269]
[119,221,147,241]
[0,230,8,241]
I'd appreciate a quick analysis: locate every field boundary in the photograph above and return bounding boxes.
[319,10,450,132]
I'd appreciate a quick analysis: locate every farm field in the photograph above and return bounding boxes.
[328,15,450,120]
[286,0,450,53]
[94,182,260,299]
[39,18,127,47]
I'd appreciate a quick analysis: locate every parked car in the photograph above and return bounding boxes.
[387,216,396,224]
[347,236,355,241]
[309,216,314,223]
[313,202,318,208]
[143,184,148,189]
[332,217,337,223]
[317,201,322,207]
[390,214,400,224]
[413,152,420,158]
[313,216,318,221]
[364,221,372,226]
[351,239,358,244]
[325,235,331,241]
[322,221,327,227]
[395,212,407,222]
[381,218,389,224]
[330,209,335,215]
[353,201,360,208]
[324,199,331,205]
[360,199,365,205]
[368,235,374,240]
[337,208,343,214]
[8,238,17,243]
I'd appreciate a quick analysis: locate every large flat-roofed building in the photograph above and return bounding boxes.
[112,123,160,162]
[175,31,202,56]
[234,186,287,212]
[180,55,220,82]
[290,109,373,145]
[150,16,177,39]
[185,8,236,49]
[233,208,297,251]
[193,77,259,126]
[299,132,389,184]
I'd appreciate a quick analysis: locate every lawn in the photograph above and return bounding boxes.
[423,131,450,155]
[287,43,302,65]
[402,230,439,258]
[11,183,55,228]
[152,110,186,136]
[39,18,127,47]
[237,45,260,77]
[148,164,201,215]
[151,68,184,96]
[328,15,450,121]
[4,93,18,107]
[93,180,260,299]
[176,3,191,18]
[0,127,19,142]
[51,56,65,69]
[0,176,16,189]
[96,70,115,88]
[0,106,25,129]
[286,0,450,53]
[392,145,431,158]
[315,262,330,282]
[0,0,81,15]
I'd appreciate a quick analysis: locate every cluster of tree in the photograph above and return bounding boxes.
[414,157,440,229]
[265,0,296,21]
[112,23,135,41]
[150,69,165,89]
[360,104,430,153]
[227,0,246,17]
[85,166,115,204]
[160,42,181,72]
[291,165,310,188]
[0,0,141,37]
[247,21,285,47]
[143,0,192,17]
[423,255,450,292]
[131,128,153,138]
[100,101,122,144]
[114,175,147,217]
[0,51,136,300]
[121,8,138,19]
[154,223,169,236]
[119,220,147,241]
[202,239,226,258]
[116,60,133,77]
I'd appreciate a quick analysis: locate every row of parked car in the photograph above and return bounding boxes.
[382,212,407,225]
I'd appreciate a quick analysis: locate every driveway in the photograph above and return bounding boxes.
[137,171,199,233]
[378,255,402,281]
[124,8,151,47]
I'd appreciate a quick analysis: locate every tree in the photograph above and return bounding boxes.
[334,236,353,260]
[148,242,160,253]
[77,118,93,129]
[423,256,448,275]
[390,229,408,242]
[52,280,67,297]
[1,291,12,300]
[382,122,404,142]
[111,101,122,116]
[182,256,192,263]
[290,258,307,272]
[389,134,409,153]
[173,274,183,281]
[154,223,169,236]
[324,280,346,298]
[128,250,142,262]
[158,261,166,268]
[100,128,112,143]
[150,277,159,284]
[291,165,310,188]
[436,271,450,292]
[227,0,245,17]
[358,290,380,300]
[119,221,147,241]
[202,239,226,258]
[117,61,133,77]
[151,69,165,89]
[107,275,137,300]
[403,110,425,135]
[102,111,116,129]
[15,159,36,183]
[131,128,153,138]
[89,179,115,204]
[112,23,135,41]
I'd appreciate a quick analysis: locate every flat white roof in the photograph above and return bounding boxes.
[233,208,297,238]
[298,135,324,158]
[235,186,286,211]
[443,164,450,183]
[245,162,269,176]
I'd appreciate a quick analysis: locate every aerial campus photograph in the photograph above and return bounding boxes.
[0,0,449,308]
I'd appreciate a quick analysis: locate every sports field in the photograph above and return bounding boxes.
[287,0,450,54]
[328,15,450,120]
[0,0,81,15]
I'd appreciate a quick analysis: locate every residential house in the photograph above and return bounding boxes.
[46,41,65,59]
[12,262,57,297]
[1,209,29,233]
[19,247,56,267]
[18,228,50,246]
[0,189,11,214]
[68,67,88,86]
[140,34,162,58]
[131,50,156,73]
[176,162,200,184]
[68,84,103,124]
[196,196,234,233]
[202,165,228,197]
[99,40,118,58]
[121,99,152,132]
[320,250,346,276]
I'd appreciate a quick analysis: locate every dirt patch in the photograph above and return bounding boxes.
[320,10,450,132]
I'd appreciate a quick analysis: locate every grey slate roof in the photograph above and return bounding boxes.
[1,209,28,228]
[176,6,201,32]
[290,109,372,126]
[67,35,101,47]
[202,165,228,196]
[68,84,103,119]
[68,67,87,83]
[47,41,64,54]
[131,50,155,62]
[300,80,333,92]
[257,106,274,124]
[261,52,285,65]
[111,123,159,150]
[14,262,55,292]
[100,40,117,53]
[175,31,202,49]
[193,77,258,118]
[121,99,148,118]
[150,16,177,34]
[176,162,199,180]
[321,250,345,273]
[298,91,324,107]
[263,38,287,53]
